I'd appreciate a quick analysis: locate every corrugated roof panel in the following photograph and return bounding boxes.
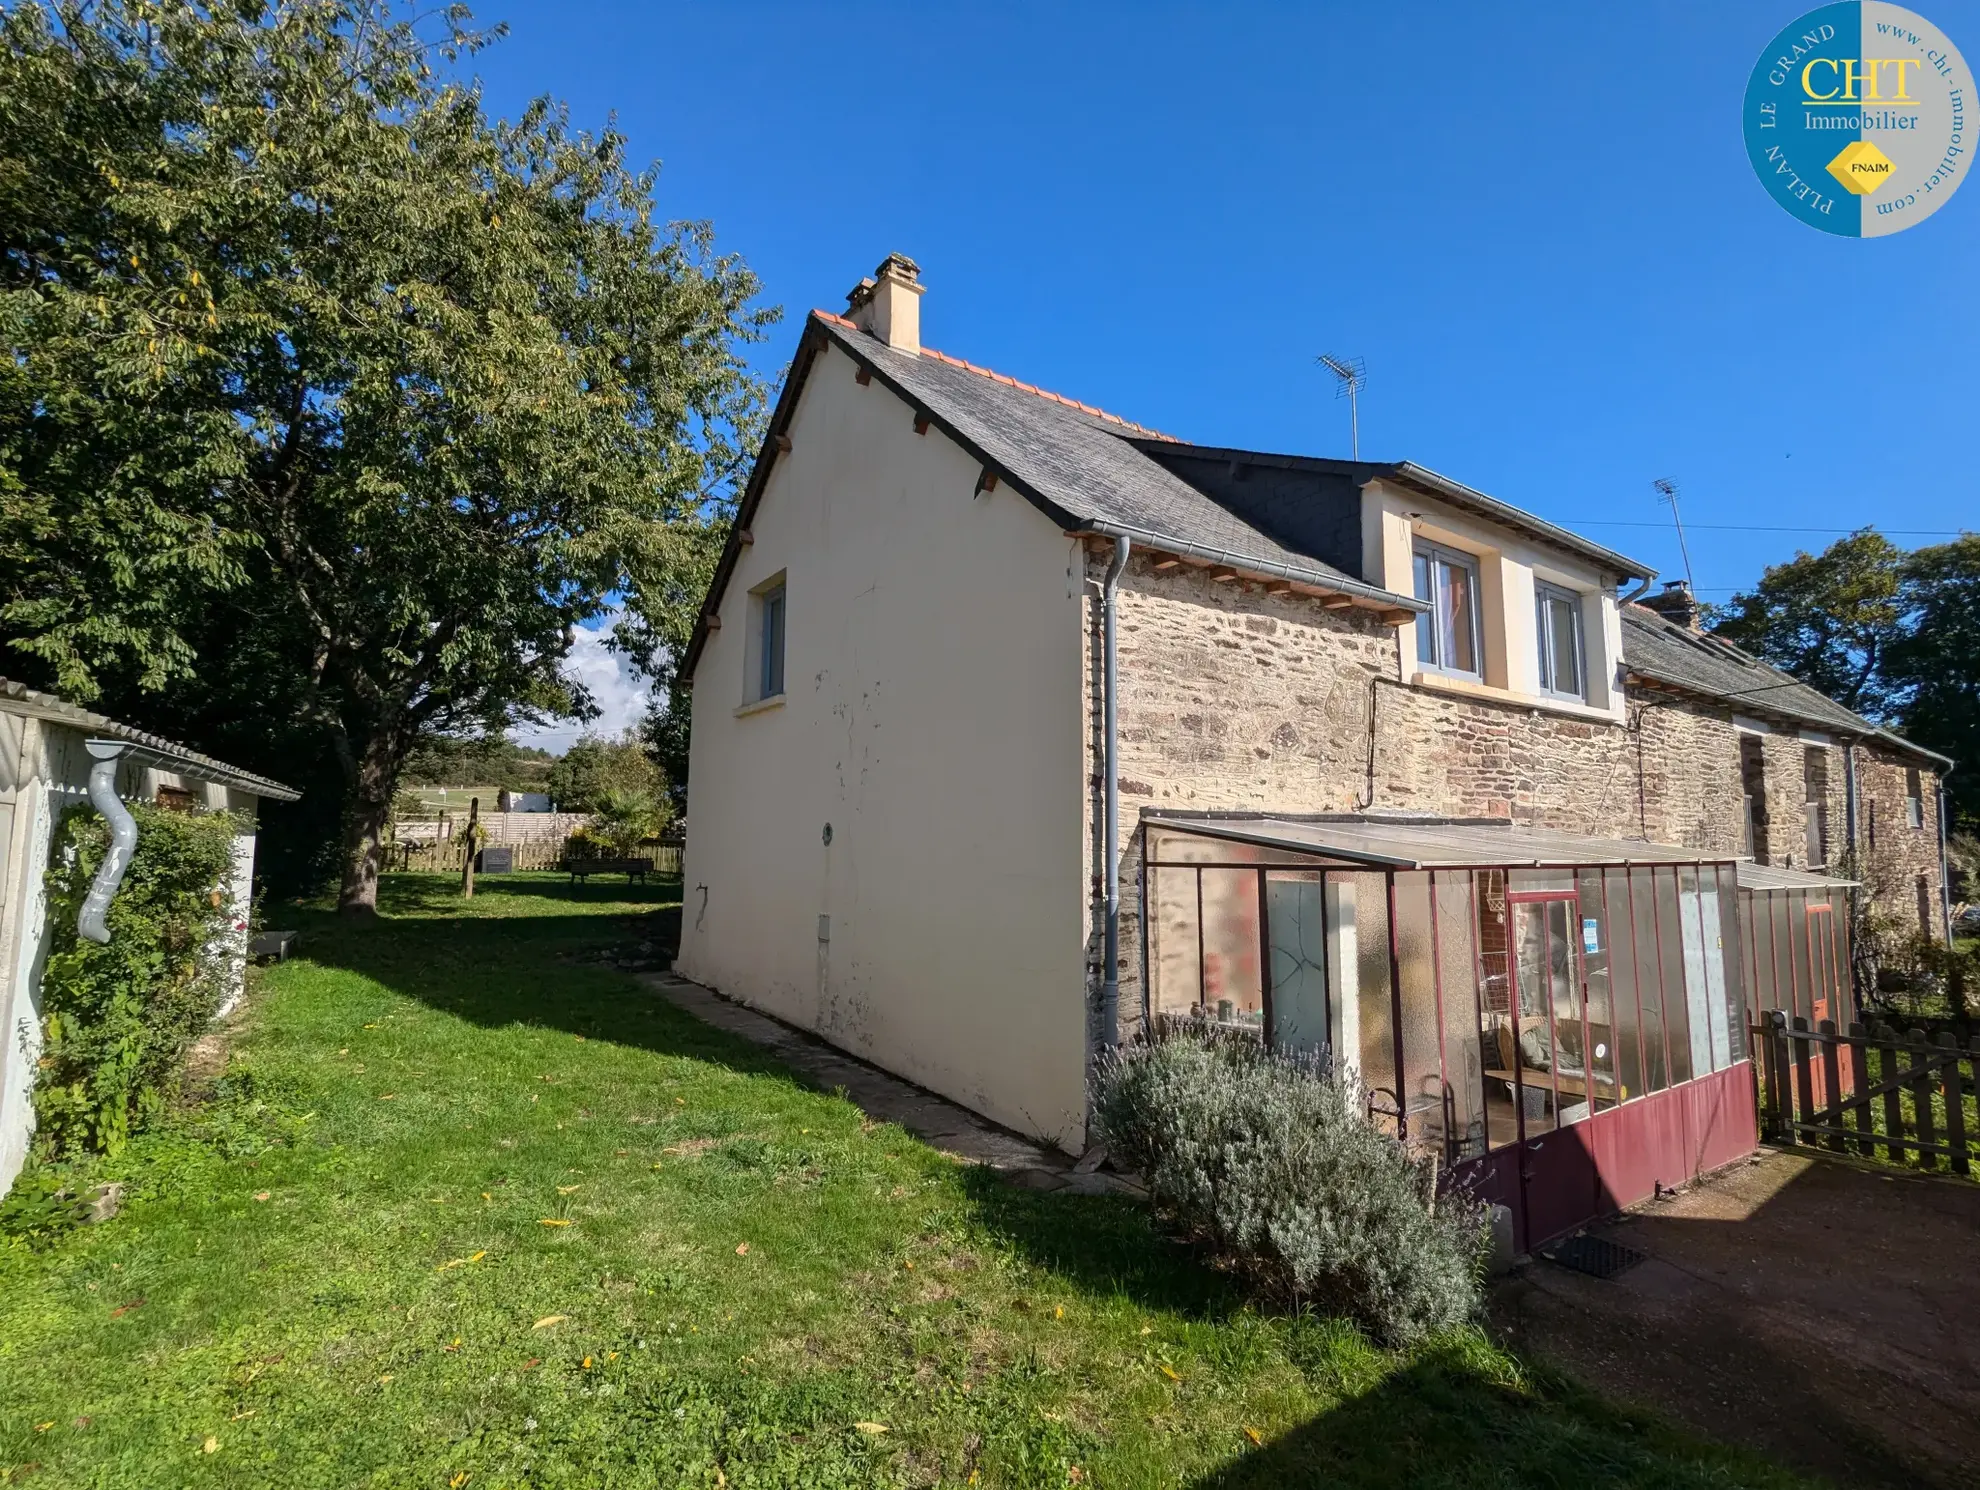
[1733,861,1859,891]
[0,677,300,801]
[1142,813,1736,869]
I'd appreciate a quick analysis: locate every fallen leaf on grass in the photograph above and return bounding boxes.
[202,1436,219,1454]
[482,1192,492,1200]
[521,1357,540,1371]
[556,1185,580,1195]
[468,1250,486,1263]
[377,1374,393,1384]
[538,1219,571,1228]
[229,1410,256,1423]
[437,1258,466,1272]
[362,1022,378,1029]
[252,1192,271,1202]
[379,1093,396,1101]
[1242,1426,1264,1446]
[109,1297,146,1318]
[533,1315,567,1329]
[734,1243,749,1256]
[854,1422,889,1435]
[1054,1305,1064,1319]
[444,1338,462,1353]
[32,1423,52,1434]
[1158,1364,1182,1383]
[450,1475,471,1489]
[581,1356,593,1369]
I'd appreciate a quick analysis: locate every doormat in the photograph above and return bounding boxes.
[1538,1234,1645,1280]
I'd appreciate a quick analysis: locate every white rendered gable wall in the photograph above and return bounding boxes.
[675,342,1091,1149]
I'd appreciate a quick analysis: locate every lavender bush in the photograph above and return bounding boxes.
[1093,1030,1489,1346]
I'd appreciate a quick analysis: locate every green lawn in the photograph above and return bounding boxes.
[0,874,1811,1488]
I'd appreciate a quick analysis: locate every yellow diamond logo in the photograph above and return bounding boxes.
[1826,139,1895,196]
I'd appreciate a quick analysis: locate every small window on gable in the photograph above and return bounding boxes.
[1412,541,1482,678]
[1905,767,1924,828]
[1533,582,1585,701]
[745,572,787,705]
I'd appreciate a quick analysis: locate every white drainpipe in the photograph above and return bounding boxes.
[77,740,137,944]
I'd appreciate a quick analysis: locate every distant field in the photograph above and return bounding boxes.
[400,786,511,816]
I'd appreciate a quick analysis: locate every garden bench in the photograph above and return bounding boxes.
[561,857,652,886]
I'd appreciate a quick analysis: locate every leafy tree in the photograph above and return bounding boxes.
[1711,530,1977,825]
[0,0,771,914]
[546,730,667,817]
[643,687,692,815]
[1883,536,1980,824]
[585,785,664,854]
[1709,530,1907,715]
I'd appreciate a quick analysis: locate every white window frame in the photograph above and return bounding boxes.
[1532,580,1587,702]
[742,571,787,707]
[1411,540,1484,680]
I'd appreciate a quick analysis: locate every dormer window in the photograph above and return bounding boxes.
[1412,541,1482,677]
[1534,582,1586,701]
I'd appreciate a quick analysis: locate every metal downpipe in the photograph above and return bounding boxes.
[1100,535,1129,1051]
[78,741,137,944]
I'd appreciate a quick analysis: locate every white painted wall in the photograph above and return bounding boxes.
[675,342,1091,1149]
[1362,480,1628,723]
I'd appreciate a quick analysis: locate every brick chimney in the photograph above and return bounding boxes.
[1638,578,1701,630]
[845,253,923,354]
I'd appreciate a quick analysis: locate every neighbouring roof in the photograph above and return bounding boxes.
[0,677,301,801]
[1134,444,1657,583]
[1618,606,1950,766]
[1143,812,1738,869]
[1735,861,1858,892]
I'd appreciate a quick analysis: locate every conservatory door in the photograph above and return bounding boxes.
[1507,892,1599,1249]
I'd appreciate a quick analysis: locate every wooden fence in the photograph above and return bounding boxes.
[1752,1010,1978,1178]
[386,839,682,876]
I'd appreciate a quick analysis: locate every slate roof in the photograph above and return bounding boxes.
[1618,607,1948,764]
[806,313,1410,603]
[0,677,301,800]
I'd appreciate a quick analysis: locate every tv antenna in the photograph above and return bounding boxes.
[1318,353,1366,460]
[1651,478,1696,592]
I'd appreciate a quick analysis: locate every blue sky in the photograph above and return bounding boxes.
[472,1,1978,739]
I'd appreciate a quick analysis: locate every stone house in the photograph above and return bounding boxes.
[675,256,1953,1249]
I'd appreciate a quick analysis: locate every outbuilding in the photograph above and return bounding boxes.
[0,678,298,1195]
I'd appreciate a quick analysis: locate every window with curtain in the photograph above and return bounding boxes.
[1533,582,1585,701]
[1412,542,1482,677]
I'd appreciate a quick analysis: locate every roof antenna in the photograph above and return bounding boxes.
[1318,354,1366,461]
[1651,477,1696,593]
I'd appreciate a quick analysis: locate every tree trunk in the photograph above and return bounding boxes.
[338,733,400,918]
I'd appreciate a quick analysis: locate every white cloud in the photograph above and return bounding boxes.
[509,612,652,755]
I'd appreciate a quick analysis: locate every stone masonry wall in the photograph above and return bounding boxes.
[1079,551,1950,1046]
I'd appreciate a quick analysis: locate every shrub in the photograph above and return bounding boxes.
[1092,1030,1489,1347]
[33,801,241,1157]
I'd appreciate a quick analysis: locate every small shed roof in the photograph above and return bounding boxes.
[0,677,300,801]
[1142,814,1736,869]
[1733,861,1859,891]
